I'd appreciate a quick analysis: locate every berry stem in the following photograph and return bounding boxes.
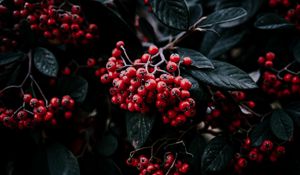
[0,51,32,94]
[120,46,133,64]
[165,153,178,175]
[30,75,48,106]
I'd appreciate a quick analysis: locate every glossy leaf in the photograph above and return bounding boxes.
[97,133,118,157]
[201,136,234,174]
[270,109,294,141]
[199,7,247,28]
[285,101,300,127]
[208,30,246,59]
[149,0,190,30]
[177,47,214,69]
[250,118,272,147]
[33,47,58,77]
[294,41,300,63]
[57,76,89,103]
[0,51,24,65]
[255,13,293,30]
[188,60,257,90]
[47,143,80,175]
[126,112,155,148]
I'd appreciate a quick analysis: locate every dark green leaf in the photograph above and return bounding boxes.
[0,51,24,65]
[126,112,155,148]
[294,41,300,63]
[187,135,206,175]
[285,101,300,127]
[208,30,246,59]
[187,1,203,25]
[57,76,88,103]
[149,0,190,30]
[97,133,118,157]
[270,109,294,141]
[33,47,58,77]
[47,143,80,175]
[188,60,257,90]
[250,118,272,147]
[199,7,247,28]
[201,136,234,174]
[177,48,214,69]
[254,13,293,30]
[217,0,263,27]
[182,71,204,102]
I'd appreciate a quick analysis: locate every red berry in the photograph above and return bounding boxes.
[179,101,190,112]
[50,97,60,107]
[292,76,300,84]
[141,53,151,63]
[182,57,192,66]
[71,5,81,14]
[17,110,27,120]
[260,140,273,152]
[145,79,156,90]
[180,79,192,90]
[63,67,71,75]
[148,45,158,55]
[136,68,147,79]
[139,155,149,167]
[64,111,72,119]
[23,94,32,103]
[211,109,221,118]
[166,61,178,73]
[237,158,247,168]
[179,163,189,173]
[257,56,265,65]
[247,101,256,108]
[170,53,180,63]
[116,41,125,48]
[45,112,53,121]
[248,150,258,161]
[36,106,46,116]
[112,48,122,57]
[266,52,275,61]
[87,58,96,67]
[265,60,273,68]
[30,98,39,107]
[283,73,293,82]
[180,90,190,99]
[60,23,69,32]
[47,18,56,25]
[156,81,167,92]
[106,61,116,72]
[275,146,285,155]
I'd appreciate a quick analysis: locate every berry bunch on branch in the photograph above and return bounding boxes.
[98,41,196,127]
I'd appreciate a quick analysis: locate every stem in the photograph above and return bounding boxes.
[165,153,177,175]
[0,51,32,94]
[30,75,48,106]
[165,141,193,157]
[120,46,133,64]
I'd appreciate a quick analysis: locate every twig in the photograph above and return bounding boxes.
[0,51,32,94]
[30,75,48,106]
[165,153,177,175]
[120,46,133,64]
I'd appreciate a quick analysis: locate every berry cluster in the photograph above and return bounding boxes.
[0,94,75,129]
[233,138,286,174]
[206,90,256,133]
[98,41,195,126]
[258,52,300,98]
[1,0,98,46]
[268,0,300,30]
[0,4,18,52]
[127,152,189,175]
